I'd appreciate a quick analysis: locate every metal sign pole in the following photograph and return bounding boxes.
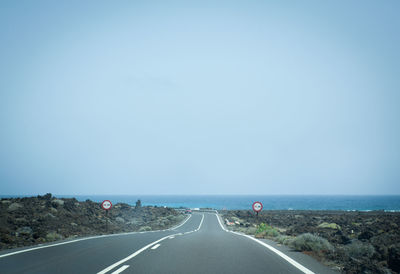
[101,200,112,234]
[106,210,108,233]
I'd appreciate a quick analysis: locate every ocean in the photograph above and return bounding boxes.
[3,195,399,211]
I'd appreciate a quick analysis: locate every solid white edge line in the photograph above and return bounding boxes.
[0,214,191,259]
[214,213,315,274]
[151,244,161,250]
[111,265,130,274]
[0,235,104,259]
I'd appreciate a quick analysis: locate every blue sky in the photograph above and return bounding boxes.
[1,0,399,195]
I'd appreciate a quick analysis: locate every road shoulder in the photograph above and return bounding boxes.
[216,213,339,274]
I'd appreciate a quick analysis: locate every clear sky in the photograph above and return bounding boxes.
[1,0,399,195]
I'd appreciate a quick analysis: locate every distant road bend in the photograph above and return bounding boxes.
[0,212,336,274]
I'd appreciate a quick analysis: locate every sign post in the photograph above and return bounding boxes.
[252,201,263,216]
[101,200,112,232]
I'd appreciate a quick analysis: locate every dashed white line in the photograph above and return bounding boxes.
[0,214,192,259]
[111,265,130,274]
[196,214,204,231]
[151,244,161,250]
[97,233,177,274]
[97,213,203,274]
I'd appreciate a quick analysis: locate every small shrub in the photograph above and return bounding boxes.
[289,233,334,254]
[276,235,292,245]
[255,223,280,238]
[317,222,341,230]
[138,226,152,232]
[256,223,268,234]
[345,240,375,259]
[246,227,257,235]
[45,232,63,242]
[267,228,280,237]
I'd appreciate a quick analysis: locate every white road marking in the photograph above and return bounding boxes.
[171,214,191,230]
[196,214,204,231]
[111,265,130,274]
[215,213,315,274]
[0,214,191,259]
[0,235,104,259]
[169,236,175,239]
[97,213,203,274]
[97,234,178,274]
[151,244,161,250]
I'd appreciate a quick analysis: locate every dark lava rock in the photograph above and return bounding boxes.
[358,230,374,241]
[0,195,185,251]
[221,210,400,274]
[388,244,400,273]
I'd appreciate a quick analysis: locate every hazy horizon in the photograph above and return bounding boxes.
[2,193,400,197]
[44,194,400,196]
[1,1,399,195]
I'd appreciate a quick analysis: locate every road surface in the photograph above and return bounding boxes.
[0,212,336,274]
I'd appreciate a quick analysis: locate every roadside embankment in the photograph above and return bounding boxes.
[221,210,400,273]
[0,194,185,251]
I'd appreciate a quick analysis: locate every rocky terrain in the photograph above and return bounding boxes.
[221,210,400,274]
[0,194,185,251]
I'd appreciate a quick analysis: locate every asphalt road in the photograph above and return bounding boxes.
[0,212,337,274]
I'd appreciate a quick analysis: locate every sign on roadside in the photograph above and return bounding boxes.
[101,200,112,210]
[101,200,112,233]
[252,201,263,216]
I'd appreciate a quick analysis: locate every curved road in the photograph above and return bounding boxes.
[0,212,336,274]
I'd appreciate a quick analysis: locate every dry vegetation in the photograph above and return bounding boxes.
[222,210,400,273]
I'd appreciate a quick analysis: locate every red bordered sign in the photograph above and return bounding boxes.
[252,201,263,212]
[101,200,112,210]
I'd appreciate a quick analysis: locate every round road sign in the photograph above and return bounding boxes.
[101,200,112,210]
[252,201,263,212]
